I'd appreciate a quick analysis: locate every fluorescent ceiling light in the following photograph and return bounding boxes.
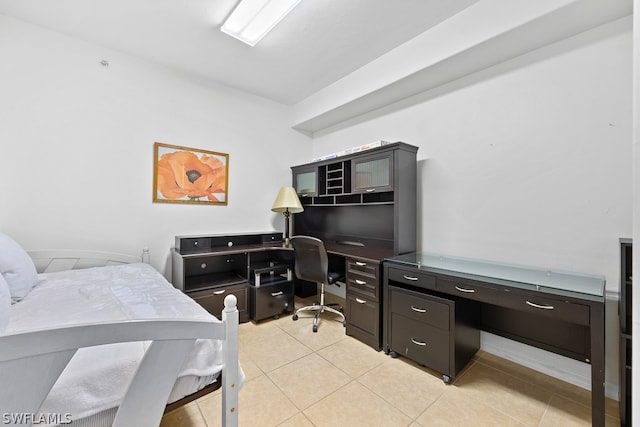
[221,0,302,47]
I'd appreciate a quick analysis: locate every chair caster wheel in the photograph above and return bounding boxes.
[313,325,318,333]
[292,314,298,321]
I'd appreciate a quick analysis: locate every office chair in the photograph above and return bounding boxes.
[290,235,346,332]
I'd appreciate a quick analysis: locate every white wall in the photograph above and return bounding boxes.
[311,17,632,398]
[0,15,311,276]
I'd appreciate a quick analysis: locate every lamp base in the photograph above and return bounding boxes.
[283,210,291,245]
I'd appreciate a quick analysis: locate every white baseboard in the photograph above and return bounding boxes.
[481,332,618,400]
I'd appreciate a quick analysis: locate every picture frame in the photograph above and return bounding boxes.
[153,142,229,205]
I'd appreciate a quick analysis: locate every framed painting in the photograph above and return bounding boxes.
[153,142,229,205]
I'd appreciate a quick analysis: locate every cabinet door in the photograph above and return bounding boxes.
[293,165,318,197]
[351,152,393,193]
[345,293,380,349]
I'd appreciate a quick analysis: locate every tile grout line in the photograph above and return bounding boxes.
[276,308,447,424]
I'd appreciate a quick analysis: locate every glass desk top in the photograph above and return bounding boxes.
[386,252,605,298]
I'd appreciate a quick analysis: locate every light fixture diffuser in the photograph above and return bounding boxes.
[221,0,302,46]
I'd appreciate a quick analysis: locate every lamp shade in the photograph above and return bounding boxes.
[271,187,304,214]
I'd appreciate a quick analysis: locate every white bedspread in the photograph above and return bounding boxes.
[6,263,225,423]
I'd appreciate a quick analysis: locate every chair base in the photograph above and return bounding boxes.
[292,283,345,332]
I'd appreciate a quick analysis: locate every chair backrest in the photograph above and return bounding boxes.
[290,236,328,285]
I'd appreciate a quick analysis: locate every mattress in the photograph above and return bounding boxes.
[6,263,228,425]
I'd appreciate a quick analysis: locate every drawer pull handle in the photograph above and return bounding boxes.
[355,279,367,285]
[213,289,226,295]
[410,305,427,313]
[301,193,308,197]
[355,297,367,304]
[526,300,554,310]
[366,189,376,192]
[355,261,367,266]
[271,291,283,297]
[454,286,475,293]
[403,275,419,281]
[410,338,427,346]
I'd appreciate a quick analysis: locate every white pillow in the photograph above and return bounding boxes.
[0,232,38,303]
[0,273,10,333]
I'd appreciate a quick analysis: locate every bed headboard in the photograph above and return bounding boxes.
[27,248,150,273]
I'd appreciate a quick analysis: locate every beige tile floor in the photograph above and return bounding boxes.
[161,297,620,427]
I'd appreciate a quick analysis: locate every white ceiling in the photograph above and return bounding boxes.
[0,0,480,105]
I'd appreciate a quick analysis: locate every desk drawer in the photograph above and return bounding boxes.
[250,281,294,321]
[188,283,249,323]
[178,237,211,253]
[387,267,436,291]
[437,277,499,305]
[347,273,379,300]
[390,313,449,375]
[438,277,590,326]
[347,257,380,300]
[390,287,449,330]
[504,291,590,326]
[347,258,379,278]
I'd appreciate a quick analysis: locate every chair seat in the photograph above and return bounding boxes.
[327,272,343,285]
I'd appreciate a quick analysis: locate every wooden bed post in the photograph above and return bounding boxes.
[222,294,239,427]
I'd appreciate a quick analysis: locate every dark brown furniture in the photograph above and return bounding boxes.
[172,142,418,340]
[383,252,606,426]
[292,142,418,349]
[620,238,632,426]
[172,234,404,347]
[344,254,382,349]
[386,272,480,384]
[172,232,294,323]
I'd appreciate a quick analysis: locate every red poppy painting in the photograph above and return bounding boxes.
[153,142,229,205]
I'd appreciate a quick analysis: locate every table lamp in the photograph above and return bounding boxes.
[271,186,304,245]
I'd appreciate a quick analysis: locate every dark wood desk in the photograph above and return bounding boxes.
[290,142,419,347]
[383,252,606,427]
[173,239,393,259]
[257,240,394,348]
[172,232,392,347]
[180,240,393,260]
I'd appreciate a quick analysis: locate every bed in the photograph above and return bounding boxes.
[0,235,240,427]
